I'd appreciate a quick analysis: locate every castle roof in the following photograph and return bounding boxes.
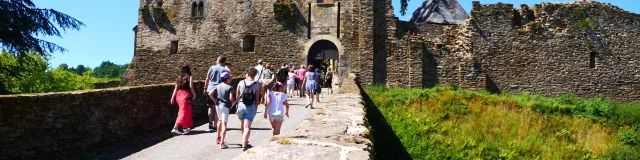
[409,0,469,24]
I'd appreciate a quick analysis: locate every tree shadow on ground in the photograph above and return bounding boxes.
[356,81,412,160]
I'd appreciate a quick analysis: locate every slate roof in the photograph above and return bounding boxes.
[409,0,469,24]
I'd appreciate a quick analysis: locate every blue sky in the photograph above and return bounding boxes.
[33,0,638,68]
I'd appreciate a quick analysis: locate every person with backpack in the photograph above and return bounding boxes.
[264,82,290,136]
[236,68,261,151]
[208,72,234,149]
[264,64,274,81]
[169,65,196,135]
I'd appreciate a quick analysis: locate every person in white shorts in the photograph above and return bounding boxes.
[208,72,234,149]
[264,82,290,136]
[287,70,296,98]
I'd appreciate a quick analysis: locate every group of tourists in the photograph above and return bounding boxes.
[168,56,334,151]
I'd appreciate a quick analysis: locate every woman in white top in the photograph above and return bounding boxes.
[264,82,290,136]
[287,70,296,98]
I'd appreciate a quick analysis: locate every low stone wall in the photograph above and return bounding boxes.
[93,80,122,89]
[235,73,371,160]
[0,82,212,159]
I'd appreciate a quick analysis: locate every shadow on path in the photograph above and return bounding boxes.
[357,82,412,160]
[72,119,209,160]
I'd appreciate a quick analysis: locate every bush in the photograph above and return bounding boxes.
[617,129,639,145]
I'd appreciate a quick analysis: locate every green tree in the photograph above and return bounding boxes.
[58,63,69,70]
[0,0,84,93]
[93,61,128,78]
[0,51,114,94]
[400,0,409,16]
[75,64,86,75]
[0,0,84,58]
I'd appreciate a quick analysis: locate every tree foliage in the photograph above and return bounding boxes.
[93,61,129,78]
[58,63,68,70]
[0,0,84,93]
[0,0,84,58]
[0,51,116,94]
[400,0,409,16]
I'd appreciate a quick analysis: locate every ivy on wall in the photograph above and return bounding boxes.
[273,1,299,32]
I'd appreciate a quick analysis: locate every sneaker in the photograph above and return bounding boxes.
[216,137,221,144]
[183,128,191,134]
[220,142,228,149]
[209,123,214,130]
[171,128,182,135]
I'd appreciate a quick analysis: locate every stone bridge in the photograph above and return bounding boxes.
[0,73,370,160]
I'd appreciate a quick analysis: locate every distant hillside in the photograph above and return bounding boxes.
[364,86,640,159]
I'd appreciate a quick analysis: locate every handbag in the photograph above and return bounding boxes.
[187,96,194,103]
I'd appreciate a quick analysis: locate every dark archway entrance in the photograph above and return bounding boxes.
[307,40,339,73]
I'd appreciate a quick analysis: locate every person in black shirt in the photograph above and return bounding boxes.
[276,63,290,93]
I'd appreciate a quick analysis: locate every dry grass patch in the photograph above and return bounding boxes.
[273,137,297,145]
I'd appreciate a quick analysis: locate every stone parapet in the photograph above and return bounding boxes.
[0,82,211,159]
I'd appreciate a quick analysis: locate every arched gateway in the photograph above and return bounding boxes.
[307,40,339,72]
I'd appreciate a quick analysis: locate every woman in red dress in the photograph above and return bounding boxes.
[170,65,196,135]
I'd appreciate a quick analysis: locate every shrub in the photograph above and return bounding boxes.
[617,129,639,145]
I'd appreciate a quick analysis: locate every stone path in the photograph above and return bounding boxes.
[235,74,371,160]
[124,92,334,160]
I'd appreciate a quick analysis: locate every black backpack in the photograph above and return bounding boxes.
[241,81,257,106]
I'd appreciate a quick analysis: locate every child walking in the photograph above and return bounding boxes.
[208,72,234,149]
[264,82,290,136]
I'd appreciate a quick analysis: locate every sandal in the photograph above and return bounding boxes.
[220,142,228,149]
[305,104,310,108]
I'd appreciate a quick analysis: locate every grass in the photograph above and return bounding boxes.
[363,85,640,159]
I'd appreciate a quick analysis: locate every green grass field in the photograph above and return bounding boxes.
[363,85,640,160]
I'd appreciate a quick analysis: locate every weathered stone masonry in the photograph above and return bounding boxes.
[128,0,640,100]
[128,0,368,85]
[384,1,640,100]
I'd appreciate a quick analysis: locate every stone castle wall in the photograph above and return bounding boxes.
[388,1,640,100]
[0,82,210,159]
[128,0,364,85]
[129,0,640,100]
[466,2,640,100]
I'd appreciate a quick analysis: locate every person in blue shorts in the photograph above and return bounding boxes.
[235,68,261,151]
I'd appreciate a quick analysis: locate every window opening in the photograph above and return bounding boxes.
[191,2,197,17]
[589,52,597,68]
[170,41,178,54]
[197,1,204,17]
[243,35,256,52]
